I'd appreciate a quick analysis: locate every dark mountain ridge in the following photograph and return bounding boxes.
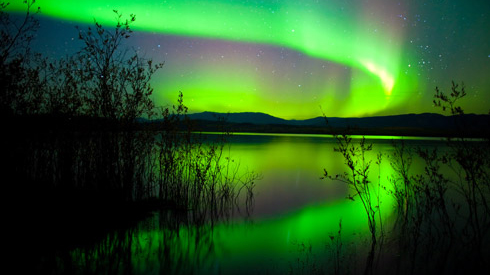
[186,111,486,128]
[178,111,490,137]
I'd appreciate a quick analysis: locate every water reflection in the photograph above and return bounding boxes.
[224,133,349,218]
[52,133,400,274]
[35,133,488,274]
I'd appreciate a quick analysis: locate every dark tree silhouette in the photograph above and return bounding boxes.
[75,10,163,122]
[0,0,41,115]
[1,3,163,121]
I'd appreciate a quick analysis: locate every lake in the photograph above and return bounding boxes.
[20,132,490,274]
[53,132,471,275]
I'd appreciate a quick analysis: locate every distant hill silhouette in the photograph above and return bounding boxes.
[187,111,289,125]
[145,112,490,138]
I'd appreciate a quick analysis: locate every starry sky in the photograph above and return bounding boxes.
[8,0,490,119]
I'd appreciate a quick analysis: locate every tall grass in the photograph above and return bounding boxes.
[9,94,257,275]
[152,92,257,225]
[11,96,255,207]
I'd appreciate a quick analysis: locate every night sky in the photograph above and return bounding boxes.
[8,0,490,119]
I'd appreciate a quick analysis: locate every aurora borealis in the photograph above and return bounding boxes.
[8,0,490,119]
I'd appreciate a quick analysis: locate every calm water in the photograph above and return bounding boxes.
[68,133,456,274]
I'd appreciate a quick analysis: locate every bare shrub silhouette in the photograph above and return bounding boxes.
[75,10,163,122]
[323,134,383,275]
[0,0,41,115]
[322,82,489,274]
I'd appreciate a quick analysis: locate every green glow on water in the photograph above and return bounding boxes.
[7,0,419,118]
[64,133,478,273]
[127,185,394,274]
[204,132,448,141]
[60,133,430,274]
[109,134,397,273]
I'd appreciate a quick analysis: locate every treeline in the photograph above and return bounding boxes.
[1,1,160,123]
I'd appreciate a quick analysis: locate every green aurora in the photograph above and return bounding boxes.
[7,0,489,118]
